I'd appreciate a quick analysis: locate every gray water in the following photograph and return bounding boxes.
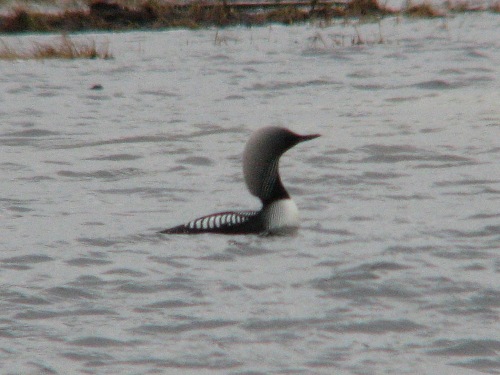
[1,13,499,374]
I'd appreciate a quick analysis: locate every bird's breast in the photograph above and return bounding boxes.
[263,198,299,234]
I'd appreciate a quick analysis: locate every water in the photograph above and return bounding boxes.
[1,13,499,375]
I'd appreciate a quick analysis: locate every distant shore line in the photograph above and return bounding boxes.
[1,0,499,33]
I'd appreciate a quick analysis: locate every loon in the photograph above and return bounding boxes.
[160,126,320,235]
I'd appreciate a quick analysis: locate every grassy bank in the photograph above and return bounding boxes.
[0,0,498,33]
[0,34,112,59]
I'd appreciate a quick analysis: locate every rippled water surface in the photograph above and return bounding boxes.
[1,14,499,374]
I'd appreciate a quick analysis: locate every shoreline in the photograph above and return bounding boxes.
[0,0,498,34]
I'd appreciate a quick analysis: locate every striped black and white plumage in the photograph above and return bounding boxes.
[159,127,320,235]
[161,211,260,234]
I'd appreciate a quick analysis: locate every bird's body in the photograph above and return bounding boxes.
[160,127,319,235]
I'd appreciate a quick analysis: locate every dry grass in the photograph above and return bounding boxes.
[0,7,87,32]
[490,1,500,12]
[266,6,309,24]
[0,0,497,33]
[0,0,390,33]
[445,0,485,12]
[0,35,112,60]
[403,1,444,17]
[345,0,394,17]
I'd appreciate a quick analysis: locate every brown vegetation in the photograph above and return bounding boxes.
[344,0,394,16]
[0,1,331,32]
[403,1,444,17]
[1,8,88,32]
[0,0,495,34]
[445,0,484,12]
[0,35,112,59]
[489,1,500,12]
